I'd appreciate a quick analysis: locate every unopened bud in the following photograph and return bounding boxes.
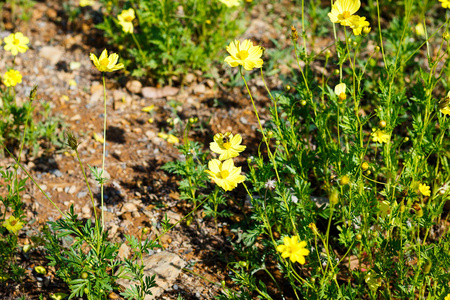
[444,31,450,41]
[66,130,80,150]
[340,175,350,185]
[333,69,340,76]
[29,85,38,101]
[412,202,423,217]
[301,100,307,106]
[363,27,371,35]
[356,233,362,240]
[291,26,299,41]
[329,189,339,205]
[308,223,319,235]
[378,120,387,128]
[361,162,369,171]
[375,46,380,51]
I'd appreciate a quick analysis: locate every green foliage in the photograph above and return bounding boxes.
[96,0,244,84]
[0,88,65,157]
[0,165,27,286]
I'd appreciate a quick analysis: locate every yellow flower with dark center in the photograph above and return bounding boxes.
[350,16,370,36]
[335,83,346,102]
[3,216,24,234]
[419,183,431,197]
[225,40,263,71]
[328,0,361,27]
[210,132,246,160]
[205,159,246,191]
[371,129,390,143]
[3,70,22,87]
[118,8,135,34]
[90,49,124,72]
[276,236,310,264]
[4,32,29,56]
[219,0,241,7]
[440,0,450,8]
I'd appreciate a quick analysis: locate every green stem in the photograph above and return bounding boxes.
[101,73,107,231]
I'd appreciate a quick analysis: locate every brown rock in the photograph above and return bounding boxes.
[116,251,186,300]
[39,46,64,65]
[118,243,130,260]
[142,86,179,99]
[126,80,143,94]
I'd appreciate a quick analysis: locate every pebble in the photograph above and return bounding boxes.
[77,191,88,199]
[50,169,63,177]
[126,80,142,94]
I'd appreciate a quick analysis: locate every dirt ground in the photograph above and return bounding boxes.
[0,0,301,299]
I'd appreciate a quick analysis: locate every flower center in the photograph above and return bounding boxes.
[339,93,346,101]
[124,16,134,22]
[13,38,20,45]
[236,50,249,60]
[223,142,232,149]
[342,11,351,19]
[218,170,230,179]
[10,220,17,226]
[100,58,109,66]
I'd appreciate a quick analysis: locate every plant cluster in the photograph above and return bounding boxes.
[94,0,244,84]
[167,0,450,298]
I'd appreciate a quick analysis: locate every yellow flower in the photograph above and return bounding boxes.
[371,129,390,143]
[276,236,310,264]
[80,0,95,6]
[158,133,179,144]
[4,32,29,56]
[210,132,246,161]
[3,70,22,87]
[415,23,425,37]
[3,216,24,234]
[118,8,135,34]
[225,40,263,71]
[89,49,124,73]
[350,16,370,36]
[419,183,431,197]
[440,0,450,8]
[205,159,246,191]
[439,91,450,115]
[335,83,346,102]
[328,0,361,27]
[219,0,241,7]
[445,294,450,300]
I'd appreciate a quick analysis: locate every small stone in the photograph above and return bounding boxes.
[40,184,47,191]
[77,191,88,199]
[121,202,138,213]
[118,243,130,259]
[126,80,142,94]
[185,73,196,83]
[50,169,63,177]
[39,46,64,65]
[193,84,206,94]
[70,114,81,121]
[68,185,77,194]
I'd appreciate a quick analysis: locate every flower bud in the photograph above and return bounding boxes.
[375,46,380,51]
[378,120,387,128]
[81,272,88,279]
[412,202,423,217]
[404,137,409,142]
[285,84,291,91]
[340,175,350,185]
[291,26,299,41]
[308,223,318,235]
[444,31,450,41]
[422,259,432,274]
[267,131,274,138]
[356,233,362,240]
[363,27,371,35]
[29,85,38,102]
[361,162,369,171]
[275,140,281,145]
[142,227,149,234]
[329,189,339,205]
[301,100,307,106]
[333,69,340,76]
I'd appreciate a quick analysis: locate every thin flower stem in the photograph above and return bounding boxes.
[1,142,66,218]
[101,73,107,230]
[75,148,99,237]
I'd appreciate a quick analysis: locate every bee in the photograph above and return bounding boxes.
[222,132,232,144]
